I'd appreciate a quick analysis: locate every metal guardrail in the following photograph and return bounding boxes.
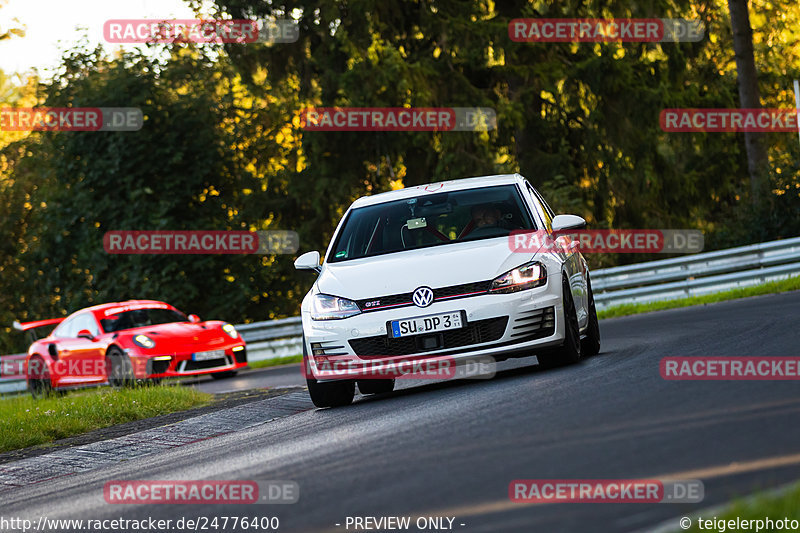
[3,237,799,394]
[0,354,28,394]
[592,236,800,310]
[236,316,303,362]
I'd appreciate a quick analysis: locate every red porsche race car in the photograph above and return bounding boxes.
[14,300,248,398]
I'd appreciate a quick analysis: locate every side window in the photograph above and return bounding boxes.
[526,183,553,231]
[56,313,99,338]
[74,313,100,336]
[53,316,77,338]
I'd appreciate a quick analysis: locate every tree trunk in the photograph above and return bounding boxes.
[727,0,769,206]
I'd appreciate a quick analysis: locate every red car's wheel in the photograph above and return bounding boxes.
[28,356,54,399]
[107,347,135,387]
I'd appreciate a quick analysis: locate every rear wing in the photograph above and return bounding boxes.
[13,318,65,332]
[12,318,65,342]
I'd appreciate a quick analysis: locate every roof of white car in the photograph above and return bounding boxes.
[350,173,526,208]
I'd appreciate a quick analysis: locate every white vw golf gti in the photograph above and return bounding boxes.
[295,174,600,407]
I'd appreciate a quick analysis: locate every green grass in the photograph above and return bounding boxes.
[598,276,800,320]
[0,385,211,453]
[247,354,302,370]
[680,482,800,532]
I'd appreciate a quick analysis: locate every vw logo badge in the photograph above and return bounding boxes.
[412,286,434,308]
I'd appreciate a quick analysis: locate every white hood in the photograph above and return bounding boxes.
[316,238,536,299]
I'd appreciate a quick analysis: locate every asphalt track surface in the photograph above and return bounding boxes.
[187,363,305,393]
[3,291,800,533]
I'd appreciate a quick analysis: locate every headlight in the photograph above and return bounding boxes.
[311,294,361,320]
[133,334,155,349]
[222,323,238,339]
[490,261,547,293]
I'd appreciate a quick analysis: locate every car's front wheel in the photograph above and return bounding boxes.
[581,277,601,357]
[107,347,135,387]
[307,378,356,408]
[302,335,355,407]
[538,277,582,368]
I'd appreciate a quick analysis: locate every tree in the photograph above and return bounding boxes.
[0,46,302,348]
[727,0,769,206]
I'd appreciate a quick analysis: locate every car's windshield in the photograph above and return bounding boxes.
[328,184,535,263]
[100,308,188,333]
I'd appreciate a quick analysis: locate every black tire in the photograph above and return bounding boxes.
[581,278,601,357]
[211,370,238,380]
[28,356,54,399]
[538,277,582,368]
[307,378,356,407]
[107,347,135,388]
[357,379,395,395]
[302,335,355,408]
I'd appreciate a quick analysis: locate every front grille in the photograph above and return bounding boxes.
[349,316,509,357]
[434,281,493,300]
[356,280,493,312]
[358,292,414,311]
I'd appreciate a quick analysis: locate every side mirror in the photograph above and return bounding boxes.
[294,251,321,273]
[188,314,201,323]
[76,329,95,341]
[552,214,586,232]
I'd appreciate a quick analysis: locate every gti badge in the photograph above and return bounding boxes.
[412,286,434,308]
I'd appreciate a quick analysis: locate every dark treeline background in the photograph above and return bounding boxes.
[1,0,799,352]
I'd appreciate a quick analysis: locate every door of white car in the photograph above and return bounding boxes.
[522,182,590,327]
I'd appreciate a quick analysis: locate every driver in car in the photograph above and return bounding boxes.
[471,205,503,228]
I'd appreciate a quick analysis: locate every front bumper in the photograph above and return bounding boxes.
[133,344,248,378]
[302,281,565,381]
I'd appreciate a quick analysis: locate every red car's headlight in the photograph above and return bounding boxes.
[133,334,155,349]
[222,323,238,339]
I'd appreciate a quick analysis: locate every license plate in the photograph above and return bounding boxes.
[390,311,463,338]
[193,349,225,362]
